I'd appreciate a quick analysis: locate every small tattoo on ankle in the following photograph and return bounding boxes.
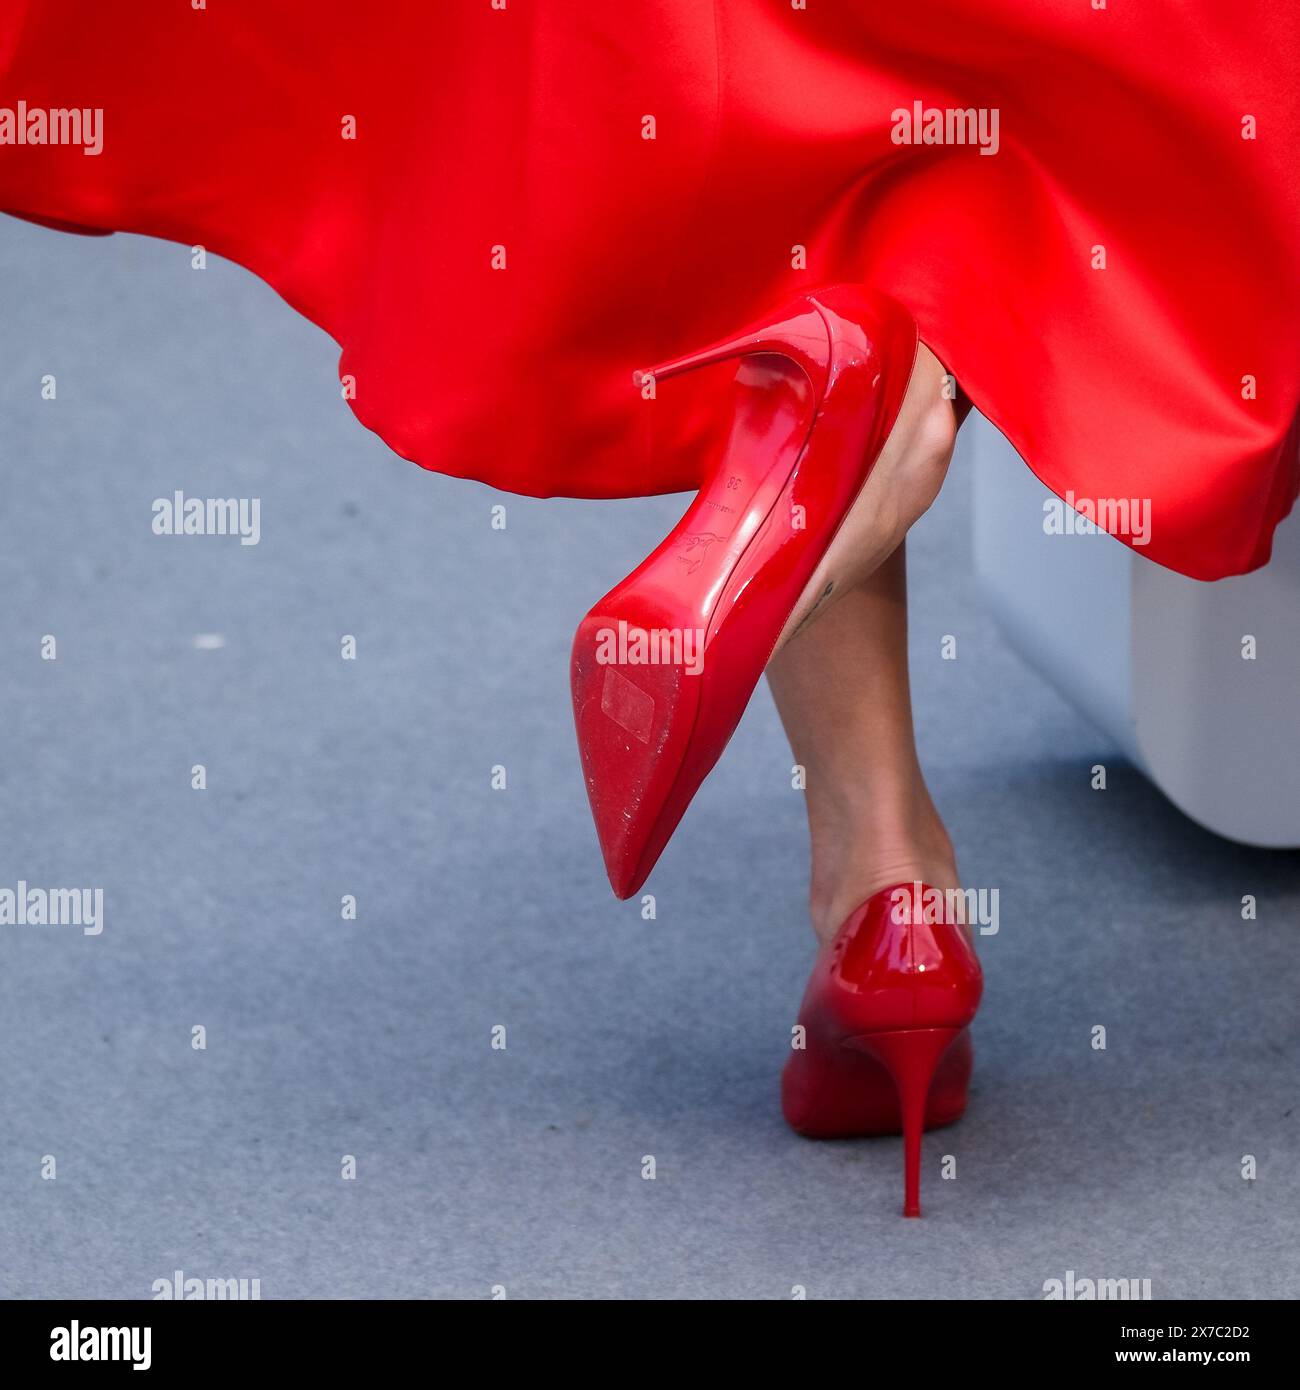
[790,581,835,641]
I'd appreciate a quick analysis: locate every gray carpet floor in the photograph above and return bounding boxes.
[1,218,1297,1300]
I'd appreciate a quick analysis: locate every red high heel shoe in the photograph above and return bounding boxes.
[782,882,983,1217]
[571,286,918,898]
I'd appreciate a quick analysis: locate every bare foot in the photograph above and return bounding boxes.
[774,342,957,653]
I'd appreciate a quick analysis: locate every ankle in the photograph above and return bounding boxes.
[807,814,959,945]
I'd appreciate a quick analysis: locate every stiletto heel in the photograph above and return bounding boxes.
[571,286,919,898]
[643,303,833,391]
[782,882,983,1217]
[850,1027,963,1218]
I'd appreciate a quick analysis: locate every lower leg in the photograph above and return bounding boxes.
[767,544,959,943]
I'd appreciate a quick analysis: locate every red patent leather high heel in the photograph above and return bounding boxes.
[571,286,919,898]
[782,882,983,1217]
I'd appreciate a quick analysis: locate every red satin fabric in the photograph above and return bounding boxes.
[2,2,1296,580]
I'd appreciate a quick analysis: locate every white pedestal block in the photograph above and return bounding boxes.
[971,413,1300,848]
